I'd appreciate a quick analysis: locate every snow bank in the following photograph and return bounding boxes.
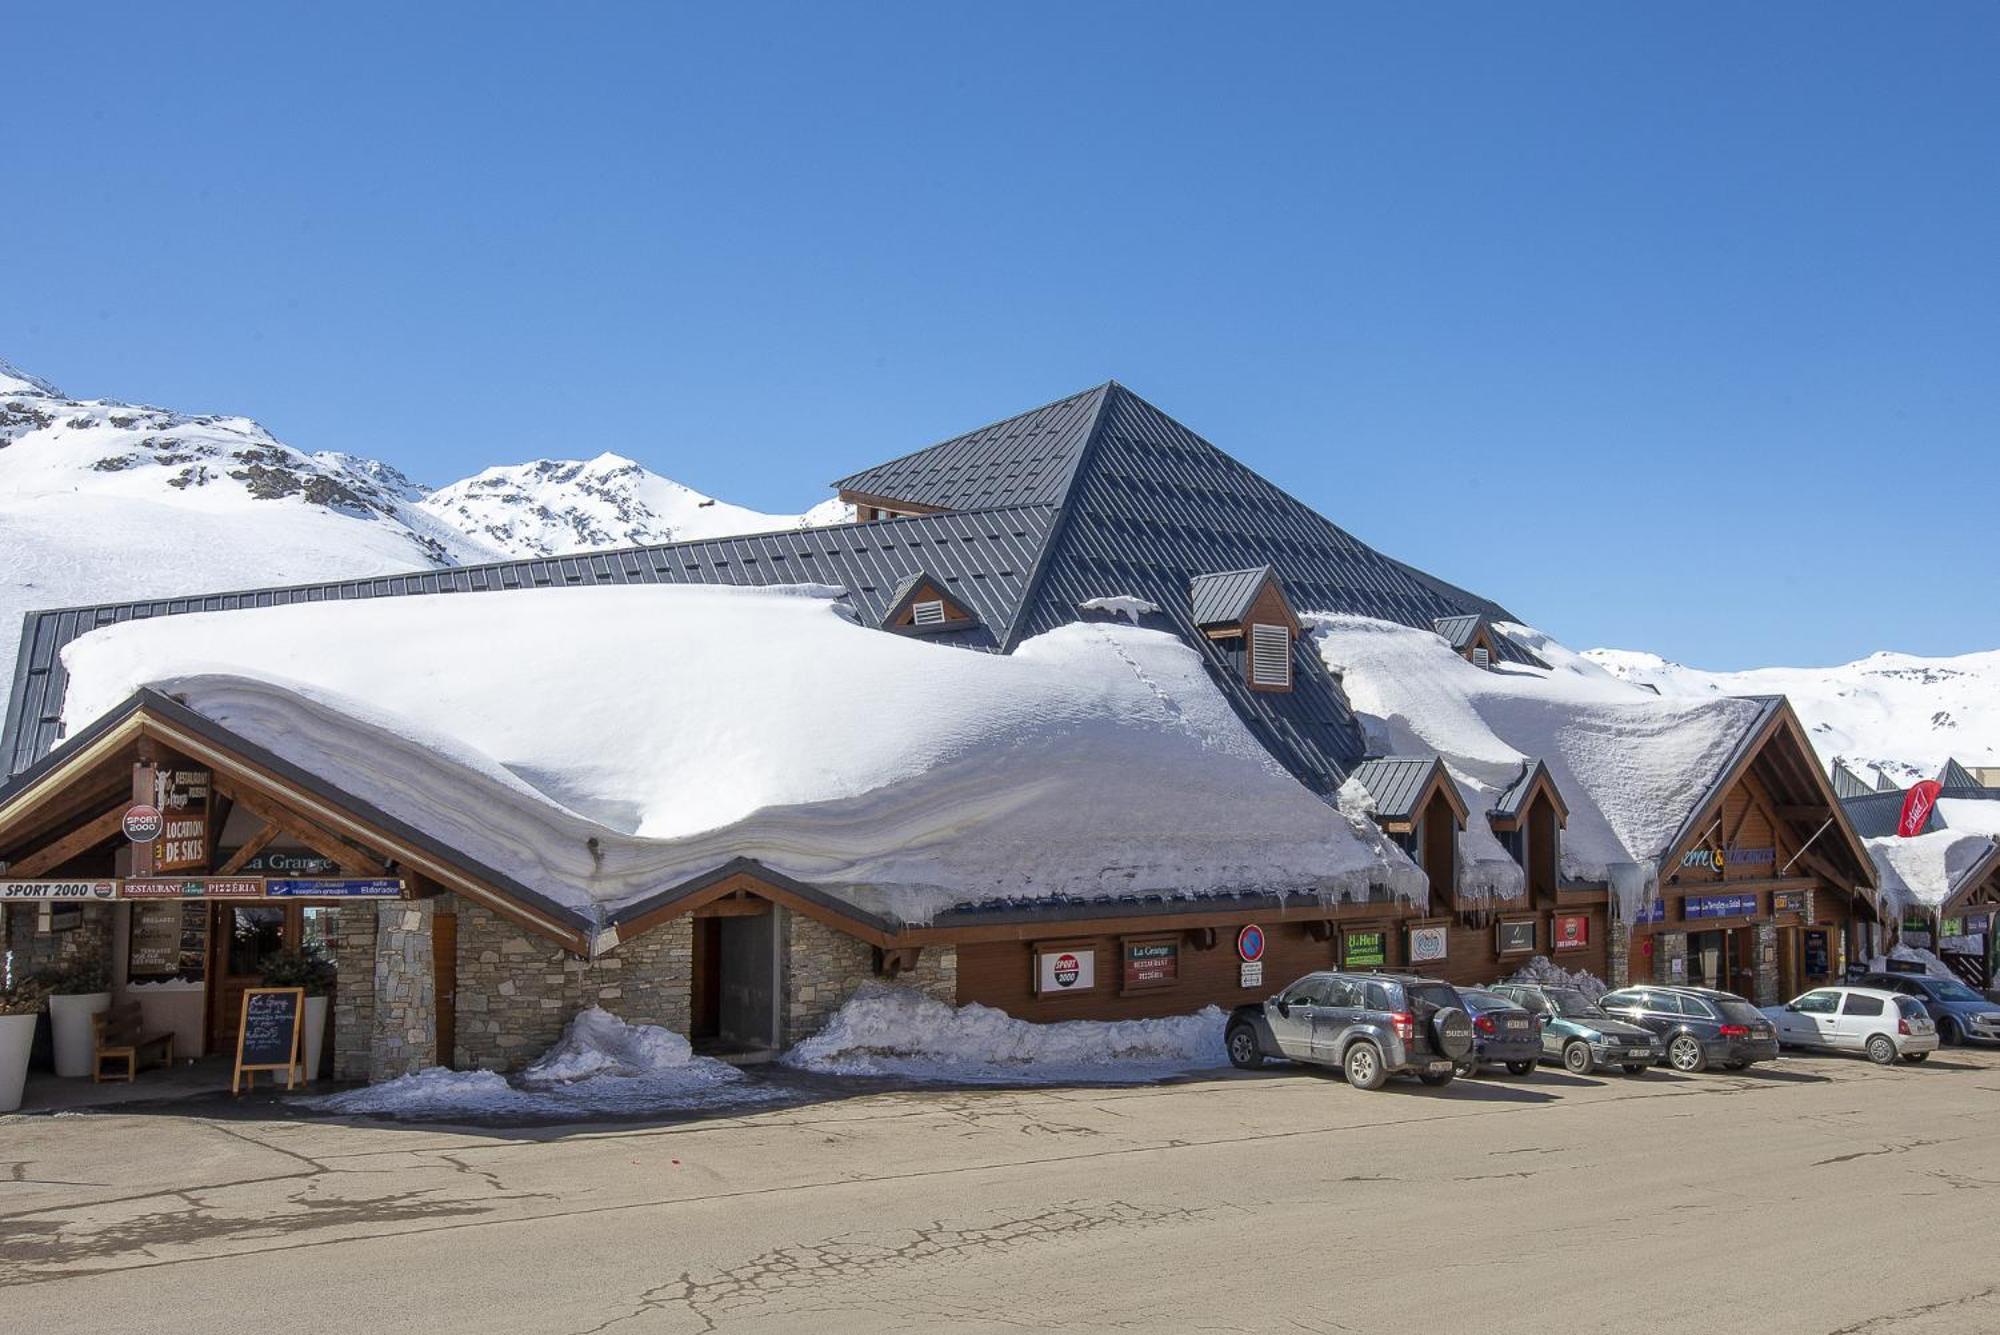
[60,584,1422,922]
[783,984,1228,1083]
[1867,946,1956,980]
[1867,829,1998,913]
[303,1008,755,1120]
[1311,614,1766,918]
[1506,955,1610,1001]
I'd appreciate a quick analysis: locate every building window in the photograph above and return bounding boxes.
[1470,647,1491,670]
[911,599,947,627]
[1250,623,1291,689]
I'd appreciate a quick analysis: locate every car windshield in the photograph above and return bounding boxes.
[1925,979,1982,1002]
[1549,989,1605,1018]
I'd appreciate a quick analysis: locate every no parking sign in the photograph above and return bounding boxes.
[1237,924,1265,989]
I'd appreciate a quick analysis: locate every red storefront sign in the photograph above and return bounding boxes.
[1121,936,1179,991]
[123,878,264,899]
[1552,913,1590,952]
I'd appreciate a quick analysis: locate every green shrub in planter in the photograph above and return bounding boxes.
[0,978,48,1017]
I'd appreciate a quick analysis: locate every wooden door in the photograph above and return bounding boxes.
[432,912,457,1069]
[207,904,295,1054]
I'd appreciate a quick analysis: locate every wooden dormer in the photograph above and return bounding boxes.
[881,570,978,636]
[1347,755,1470,908]
[1490,758,1570,903]
[1190,566,1300,693]
[1433,614,1503,669]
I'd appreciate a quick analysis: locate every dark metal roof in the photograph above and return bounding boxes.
[833,384,1109,512]
[1842,791,1937,839]
[1830,762,1874,801]
[1494,758,1564,819]
[3,505,1058,777]
[1875,771,1900,794]
[1348,756,1447,822]
[1432,614,1482,650]
[1189,567,1275,628]
[1939,758,1986,793]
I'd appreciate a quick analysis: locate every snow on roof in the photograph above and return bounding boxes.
[1309,614,1767,915]
[1867,828,1997,913]
[58,583,1425,923]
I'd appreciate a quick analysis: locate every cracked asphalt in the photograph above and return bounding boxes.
[4,1048,2000,1334]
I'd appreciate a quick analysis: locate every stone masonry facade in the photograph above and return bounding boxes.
[330,903,378,1081]
[782,909,957,1043]
[371,898,437,1081]
[452,897,693,1072]
[2,901,114,984]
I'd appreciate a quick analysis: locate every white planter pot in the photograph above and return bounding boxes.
[0,1013,35,1112]
[302,994,329,1082]
[48,992,111,1078]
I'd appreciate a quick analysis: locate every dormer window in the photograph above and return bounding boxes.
[881,570,977,636]
[1470,646,1490,671]
[1190,565,1301,694]
[911,599,947,628]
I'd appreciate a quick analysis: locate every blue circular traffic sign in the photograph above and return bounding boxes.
[1237,924,1265,963]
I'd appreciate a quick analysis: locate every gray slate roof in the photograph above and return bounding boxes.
[1830,761,1875,801]
[1188,567,1275,628]
[1494,758,1561,819]
[1842,791,1939,839]
[1348,756,1449,822]
[1939,758,1986,793]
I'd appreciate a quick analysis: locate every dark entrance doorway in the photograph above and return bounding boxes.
[689,903,778,1055]
[207,904,290,1054]
[1688,926,1759,997]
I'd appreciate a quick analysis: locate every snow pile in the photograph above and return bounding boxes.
[61,584,1422,921]
[1077,595,1160,624]
[1506,955,1610,1001]
[304,1008,754,1121]
[1867,946,1956,980]
[1585,646,2000,785]
[1867,829,1998,913]
[1311,614,1765,918]
[784,985,1228,1083]
[417,453,846,558]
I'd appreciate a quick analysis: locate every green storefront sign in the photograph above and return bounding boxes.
[1344,930,1387,968]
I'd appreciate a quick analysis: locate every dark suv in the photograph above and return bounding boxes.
[1227,971,1476,1090]
[1597,985,1780,1072]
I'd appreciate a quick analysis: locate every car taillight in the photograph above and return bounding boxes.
[1390,1011,1415,1041]
[1898,1017,1911,1036]
[1717,1024,1750,1039]
[1474,1015,1496,1035]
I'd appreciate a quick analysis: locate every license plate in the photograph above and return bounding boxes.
[1427,1061,1453,1075]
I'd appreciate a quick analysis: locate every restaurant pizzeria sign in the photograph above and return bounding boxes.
[0,878,403,901]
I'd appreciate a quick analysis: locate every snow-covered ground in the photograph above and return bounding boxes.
[417,453,848,558]
[1504,954,1611,1001]
[59,583,1425,921]
[1585,645,2000,785]
[785,985,1227,1083]
[1312,614,1766,917]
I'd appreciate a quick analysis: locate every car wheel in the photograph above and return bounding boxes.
[1620,1063,1647,1075]
[1418,1070,1454,1087]
[1723,1060,1749,1071]
[1343,1041,1388,1091]
[1562,1041,1593,1075]
[1668,1033,1707,1073]
[1506,1060,1535,1077]
[1225,1024,1263,1070]
[1865,1035,1898,1066]
[1938,1018,1961,1047]
[1454,1057,1478,1077]
[1902,1051,1930,1064]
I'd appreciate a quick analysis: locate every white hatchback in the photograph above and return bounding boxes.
[1762,987,1939,1066]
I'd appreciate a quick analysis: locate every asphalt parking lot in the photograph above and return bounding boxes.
[4,1048,1999,1335]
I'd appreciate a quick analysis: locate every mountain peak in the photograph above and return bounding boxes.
[0,358,63,398]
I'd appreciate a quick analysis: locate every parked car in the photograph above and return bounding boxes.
[1487,982,1663,1074]
[1226,970,1476,1090]
[1453,988,1543,1076]
[1850,972,2000,1046]
[1596,985,1780,1073]
[1762,987,1939,1065]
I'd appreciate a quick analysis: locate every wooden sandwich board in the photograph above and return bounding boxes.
[232,987,306,1093]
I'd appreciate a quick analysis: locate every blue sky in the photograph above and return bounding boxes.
[5,4,1994,669]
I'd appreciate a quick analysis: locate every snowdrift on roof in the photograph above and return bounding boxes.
[1310,614,1766,915]
[59,584,1424,921]
[1867,828,1997,913]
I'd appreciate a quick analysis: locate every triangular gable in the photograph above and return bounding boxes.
[604,857,900,949]
[1189,567,1301,634]
[1830,761,1874,801]
[0,690,594,951]
[1348,755,1468,832]
[833,384,1111,514]
[1875,771,1901,793]
[1940,758,1984,793]
[1489,758,1569,831]
[1940,840,2000,916]
[879,571,978,635]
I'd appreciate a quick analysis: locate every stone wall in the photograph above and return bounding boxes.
[1655,930,1688,986]
[370,899,436,1081]
[3,902,114,985]
[330,903,378,1082]
[451,898,692,1072]
[781,909,957,1045]
[1607,921,1630,989]
[1753,922,1779,1006]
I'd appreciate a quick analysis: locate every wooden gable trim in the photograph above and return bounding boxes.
[1488,767,1570,832]
[1939,841,2000,918]
[4,803,128,878]
[837,488,949,519]
[611,869,899,949]
[886,580,977,634]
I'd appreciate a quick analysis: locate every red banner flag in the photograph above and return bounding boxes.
[1897,779,1942,838]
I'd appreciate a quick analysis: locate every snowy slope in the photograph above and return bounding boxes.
[0,363,503,717]
[1585,647,2000,785]
[58,584,1427,921]
[416,453,850,558]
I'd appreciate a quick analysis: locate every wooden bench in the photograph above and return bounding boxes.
[91,1002,176,1083]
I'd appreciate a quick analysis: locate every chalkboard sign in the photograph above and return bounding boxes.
[232,987,305,1093]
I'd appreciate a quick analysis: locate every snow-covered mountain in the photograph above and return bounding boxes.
[417,453,850,559]
[1584,646,2000,785]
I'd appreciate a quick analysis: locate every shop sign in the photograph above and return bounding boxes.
[123,878,264,899]
[266,878,402,898]
[1236,924,1266,963]
[122,804,164,843]
[1680,846,1776,873]
[1685,892,1760,920]
[1552,914,1590,952]
[1941,917,1964,938]
[1121,937,1179,990]
[232,851,341,875]
[1408,925,1448,963]
[1772,891,1806,915]
[153,769,211,874]
[1343,930,1387,968]
[1633,897,1668,926]
[1963,911,1993,935]
[1240,960,1264,989]
[1035,947,1095,995]
[127,902,186,980]
[0,880,116,901]
[1901,912,1930,933]
[1496,920,1536,954]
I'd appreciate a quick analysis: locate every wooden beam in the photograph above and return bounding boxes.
[690,896,771,918]
[5,804,129,878]
[223,787,387,876]
[216,819,279,876]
